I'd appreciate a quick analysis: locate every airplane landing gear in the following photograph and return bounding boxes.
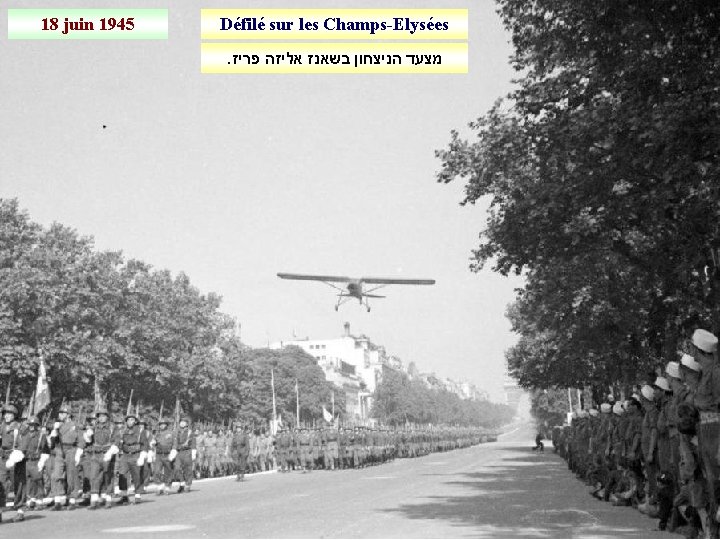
[334,305,339,311]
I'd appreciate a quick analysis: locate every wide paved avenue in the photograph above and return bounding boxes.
[9,426,678,538]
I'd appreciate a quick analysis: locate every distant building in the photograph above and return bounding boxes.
[271,322,397,421]
[272,323,493,421]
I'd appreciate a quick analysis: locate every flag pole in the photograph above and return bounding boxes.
[331,390,335,419]
[295,379,299,426]
[271,369,277,435]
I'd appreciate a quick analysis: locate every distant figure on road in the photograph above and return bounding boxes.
[533,432,545,452]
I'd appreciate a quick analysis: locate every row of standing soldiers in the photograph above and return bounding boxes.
[552,328,720,538]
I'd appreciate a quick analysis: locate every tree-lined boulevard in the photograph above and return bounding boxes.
[6,426,679,539]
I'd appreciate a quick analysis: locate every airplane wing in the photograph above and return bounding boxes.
[361,277,436,285]
[277,273,352,283]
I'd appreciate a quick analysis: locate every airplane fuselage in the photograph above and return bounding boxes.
[346,280,363,301]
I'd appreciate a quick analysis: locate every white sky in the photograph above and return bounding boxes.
[0,0,524,402]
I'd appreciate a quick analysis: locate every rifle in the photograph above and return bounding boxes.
[126,389,134,417]
[78,404,86,428]
[173,397,180,431]
[158,400,164,430]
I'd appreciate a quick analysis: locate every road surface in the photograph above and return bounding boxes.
[8,425,678,538]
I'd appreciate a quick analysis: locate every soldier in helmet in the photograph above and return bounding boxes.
[117,409,148,504]
[0,404,25,523]
[84,407,120,510]
[153,418,175,495]
[48,404,85,510]
[172,416,196,492]
[230,424,249,481]
[19,415,50,518]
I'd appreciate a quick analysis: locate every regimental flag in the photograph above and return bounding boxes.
[322,406,332,423]
[34,359,51,414]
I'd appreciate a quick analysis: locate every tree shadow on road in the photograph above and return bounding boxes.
[382,449,674,539]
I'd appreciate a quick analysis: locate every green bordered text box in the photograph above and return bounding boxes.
[8,9,168,40]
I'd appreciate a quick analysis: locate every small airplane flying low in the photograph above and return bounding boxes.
[277,273,436,312]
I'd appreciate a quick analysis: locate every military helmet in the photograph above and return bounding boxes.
[58,404,70,414]
[95,408,109,417]
[158,417,169,426]
[27,415,40,425]
[2,404,18,415]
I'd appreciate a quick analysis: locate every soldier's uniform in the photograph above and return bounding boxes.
[0,405,25,523]
[19,416,50,516]
[262,431,275,471]
[48,405,85,510]
[276,428,290,471]
[297,428,312,471]
[691,329,720,531]
[82,409,119,509]
[152,419,175,494]
[117,414,148,504]
[324,427,339,470]
[173,418,196,492]
[230,427,249,481]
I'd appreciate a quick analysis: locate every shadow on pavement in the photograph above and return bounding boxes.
[383,449,671,539]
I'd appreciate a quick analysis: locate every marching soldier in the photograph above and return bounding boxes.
[153,418,175,495]
[0,404,25,523]
[84,407,119,510]
[172,416,196,492]
[117,409,148,504]
[19,415,50,518]
[48,404,85,510]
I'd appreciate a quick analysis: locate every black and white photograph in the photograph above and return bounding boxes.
[0,0,719,537]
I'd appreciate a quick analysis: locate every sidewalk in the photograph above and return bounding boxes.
[459,435,681,538]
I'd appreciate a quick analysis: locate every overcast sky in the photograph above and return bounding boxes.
[0,0,524,402]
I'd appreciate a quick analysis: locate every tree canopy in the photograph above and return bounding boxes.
[371,369,514,428]
[0,199,345,424]
[437,0,720,394]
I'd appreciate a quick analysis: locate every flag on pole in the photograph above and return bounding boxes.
[322,406,332,423]
[34,359,51,414]
[295,379,300,426]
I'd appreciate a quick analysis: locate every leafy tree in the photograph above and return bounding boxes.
[236,347,345,426]
[372,369,514,427]
[437,0,720,391]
